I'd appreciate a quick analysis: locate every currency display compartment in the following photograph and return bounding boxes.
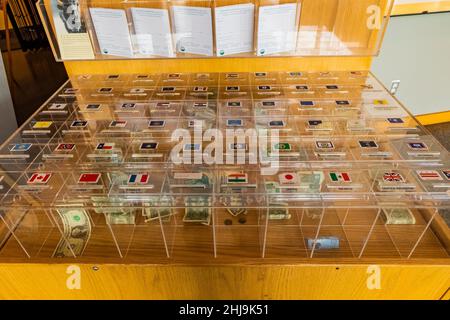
[0,71,449,263]
[37,0,394,61]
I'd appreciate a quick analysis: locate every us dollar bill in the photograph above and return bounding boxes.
[53,208,91,258]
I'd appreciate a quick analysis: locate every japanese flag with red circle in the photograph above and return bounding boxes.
[279,172,299,185]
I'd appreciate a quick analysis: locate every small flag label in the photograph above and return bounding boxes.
[279,173,299,185]
[227,173,248,184]
[55,143,75,152]
[10,143,32,152]
[329,172,351,182]
[128,173,150,185]
[416,170,442,181]
[27,173,52,184]
[383,172,405,182]
[32,121,52,129]
[140,142,158,150]
[78,173,101,184]
[109,120,127,128]
[96,143,115,150]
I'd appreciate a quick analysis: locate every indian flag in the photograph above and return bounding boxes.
[227,173,247,184]
[329,172,351,182]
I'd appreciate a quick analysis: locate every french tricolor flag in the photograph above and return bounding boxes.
[128,173,149,185]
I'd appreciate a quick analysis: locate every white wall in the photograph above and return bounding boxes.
[371,12,450,115]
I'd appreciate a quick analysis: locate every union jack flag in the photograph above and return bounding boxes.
[383,172,404,182]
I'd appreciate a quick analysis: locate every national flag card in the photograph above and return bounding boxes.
[136,74,149,79]
[336,100,350,106]
[229,143,247,151]
[308,120,322,127]
[128,173,150,185]
[359,140,378,148]
[55,143,76,152]
[226,73,239,79]
[96,142,115,150]
[107,74,120,79]
[140,142,158,150]
[184,143,201,151]
[161,86,175,92]
[300,100,314,107]
[70,120,88,128]
[193,102,208,108]
[373,99,388,105]
[121,103,136,109]
[416,170,442,181]
[326,85,339,90]
[279,172,299,185]
[98,87,113,93]
[129,88,145,94]
[48,103,67,110]
[383,172,405,182]
[27,173,52,184]
[148,120,166,128]
[109,120,127,128]
[188,120,203,128]
[168,73,181,78]
[258,85,271,91]
[407,142,428,150]
[329,172,351,182]
[62,88,78,94]
[315,141,334,149]
[273,142,292,151]
[262,101,276,107]
[78,74,91,80]
[442,170,450,180]
[227,173,248,184]
[10,143,32,152]
[289,72,302,77]
[86,104,101,110]
[255,72,267,77]
[227,119,243,127]
[227,101,241,107]
[32,121,52,129]
[194,86,208,92]
[226,86,239,91]
[268,120,285,128]
[295,85,308,90]
[156,102,171,108]
[78,173,101,184]
[387,118,404,124]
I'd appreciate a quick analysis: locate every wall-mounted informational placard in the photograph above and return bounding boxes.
[38,0,395,61]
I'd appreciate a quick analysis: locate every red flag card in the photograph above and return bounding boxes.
[27,173,52,184]
[416,170,443,181]
[55,143,76,152]
[78,173,101,184]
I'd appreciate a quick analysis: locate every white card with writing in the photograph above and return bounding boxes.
[130,7,174,57]
[257,3,298,56]
[89,8,134,57]
[171,6,213,56]
[214,3,255,56]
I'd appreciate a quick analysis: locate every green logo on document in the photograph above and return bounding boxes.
[103,49,108,54]
[219,50,225,56]
[180,46,186,52]
[260,49,265,55]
